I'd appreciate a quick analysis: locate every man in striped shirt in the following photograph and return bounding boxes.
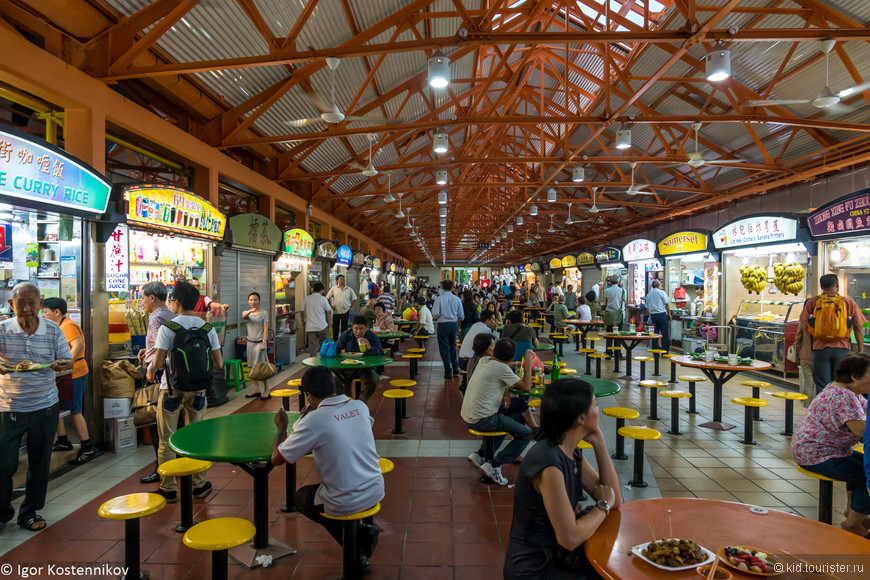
[0,283,73,532]
[378,284,396,313]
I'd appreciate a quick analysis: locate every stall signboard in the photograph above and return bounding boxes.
[390,263,397,272]
[808,190,870,239]
[519,264,526,273]
[561,255,576,268]
[658,231,708,256]
[481,279,489,288]
[509,266,516,274]
[228,214,281,252]
[372,257,382,269]
[275,254,308,271]
[713,215,798,249]
[316,240,337,260]
[530,262,541,272]
[125,185,226,241]
[105,224,129,292]
[0,222,11,262]
[549,258,562,269]
[0,128,112,217]
[336,245,352,266]
[284,228,315,258]
[622,239,656,261]
[351,251,365,267]
[364,255,373,268]
[577,252,596,266]
[595,247,621,264]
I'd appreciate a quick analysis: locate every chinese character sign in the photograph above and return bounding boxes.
[808,191,870,239]
[713,216,798,249]
[105,225,129,292]
[622,238,656,261]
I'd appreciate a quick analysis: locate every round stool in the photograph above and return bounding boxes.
[183,517,256,580]
[412,334,430,348]
[678,375,706,414]
[528,398,541,408]
[99,493,166,580]
[589,353,609,379]
[286,378,302,387]
[552,335,569,356]
[660,390,692,435]
[617,426,661,487]
[638,380,668,421]
[157,458,213,531]
[662,353,678,383]
[646,349,667,376]
[402,353,422,379]
[272,388,302,412]
[740,381,772,422]
[321,504,382,580]
[607,346,624,373]
[383,389,414,434]
[770,391,808,436]
[529,323,543,337]
[390,379,416,418]
[406,347,426,354]
[469,428,508,466]
[796,465,837,525]
[571,330,582,350]
[632,356,654,381]
[379,458,394,474]
[223,359,246,391]
[602,407,640,460]
[561,368,577,375]
[731,397,768,445]
[578,349,597,375]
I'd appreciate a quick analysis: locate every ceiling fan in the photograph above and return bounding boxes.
[588,187,621,213]
[747,40,870,113]
[285,58,396,127]
[669,122,744,170]
[395,192,405,219]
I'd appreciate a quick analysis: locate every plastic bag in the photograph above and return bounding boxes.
[320,337,337,358]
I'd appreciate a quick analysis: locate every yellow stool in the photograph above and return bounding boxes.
[321,504,382,580]
[469,428,508,467]
[224,359,246,391]
[402,353,422,379]
[528,398,541,408]
[770,391,808,436]
[731,397,768,445]
[588,353,609,379]
[389,379,416,419]
[577,440,593,450]
[99,493,166,580]
[638,380,668,421]
[578,349,597,376]
[529,323,543,338]
[662,353,678,383]
[660,390,692,435]
[272,388,303,412]
[383,389,414,434]
[602,407,640,460]
[740,381,772,422]
[678,375,707,414]
[157,458,212,532]
[571,330,583,351]
[183,517,256,580]
[796,465,837,525]
[617,426,661,487]
[646,349,667,376]
[286,378,302,387]
[379,458,394,474]
[406,347,426,354]
[412,334,430,348]
[632,356,654,381]
[607,346,625,373]
[561,368,577,375]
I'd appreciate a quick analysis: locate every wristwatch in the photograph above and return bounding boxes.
[595,500,611,515]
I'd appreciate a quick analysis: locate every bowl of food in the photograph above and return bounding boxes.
[718,546,779,576]
[632,539,715,572]
[696,564,732,579]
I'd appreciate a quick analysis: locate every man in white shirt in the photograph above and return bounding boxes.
[645,280,672,351]
[147,280,223,502]
[301,282,332,357]
[412,295,435,335]
[326,275,358,341]
[458,310,499,389]
[461,339,533,485]
[602,279,625,329]
[272,366,384,575]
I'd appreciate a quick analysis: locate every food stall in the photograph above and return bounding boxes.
[621,239,662,328]
[807,189,870,346]
[561,255,579,290]
[713,214,809,376]
[275,228,314,335]
[577,251,599,299]
[548,257,562,289]
[347,250,365,296]
[595,247,625,287]
[528,262,540,285]
[313,239,338,290]
[359,254,374,297]
[656,230,719,351]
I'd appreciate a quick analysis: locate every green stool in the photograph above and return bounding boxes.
[224,359,246,391]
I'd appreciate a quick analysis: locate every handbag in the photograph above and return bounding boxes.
[786,343,798,364]
[131,382,160,427]
[56,371,74,402]
[320,337,337,358]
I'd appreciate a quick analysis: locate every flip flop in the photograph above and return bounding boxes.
[244,392,262,398]
[18,515,46,532]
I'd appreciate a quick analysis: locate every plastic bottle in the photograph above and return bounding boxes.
[551,355,560,381]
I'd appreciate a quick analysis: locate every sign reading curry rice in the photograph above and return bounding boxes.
[657,231,708,256]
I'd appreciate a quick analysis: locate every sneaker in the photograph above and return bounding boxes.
[52,440,73,452]
[479,462,508,486]
[153,489,178,503]
[467,452,485,469]
[444,372,453,380]
[192,481,213,499]
[357,523,379,558]
[68,448,98,465]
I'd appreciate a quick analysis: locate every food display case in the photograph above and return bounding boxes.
[733,299,803,377]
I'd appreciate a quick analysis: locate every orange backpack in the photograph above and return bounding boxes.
[808,295,851,341]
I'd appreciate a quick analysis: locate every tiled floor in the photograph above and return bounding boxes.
[0,334,854,579]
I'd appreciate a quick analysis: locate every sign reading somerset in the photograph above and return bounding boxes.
[284,228,314,258]
[808,190,870,239]
[0,128,111,216]
[713,216,798,249]
[125,185,226,241]
[658,231,708,256]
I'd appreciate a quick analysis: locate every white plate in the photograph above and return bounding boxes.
[631,539,716,572]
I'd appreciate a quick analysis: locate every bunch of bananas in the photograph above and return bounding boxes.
[773,262,805,295]
[739,265,767,294]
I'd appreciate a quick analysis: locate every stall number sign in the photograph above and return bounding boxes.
[623,239,656,261]
[105,225,129,292]
[336,245,352,266]
[658,232,708,256]
[0,129,111,215]
[713,216,797,249]
[808,191,870,239]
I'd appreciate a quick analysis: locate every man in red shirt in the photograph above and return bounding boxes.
[799,274,866,392]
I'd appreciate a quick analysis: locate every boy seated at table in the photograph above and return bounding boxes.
[336,315,384,402]
[272,366,384,575]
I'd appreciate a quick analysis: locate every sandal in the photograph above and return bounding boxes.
[260,394,272,400]
[245,392,262,398]
[18,515,46,532]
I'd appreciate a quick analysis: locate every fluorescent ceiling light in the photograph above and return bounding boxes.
[615,129,631,149]
[435,169,448,185]
[572,167,585,182]
[547,188,557,202]
[516,216,523,226]
[438,190,448,204]
[439,207,447,217]
[530,205,538,216]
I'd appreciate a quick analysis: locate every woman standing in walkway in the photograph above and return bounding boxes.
[242,292,271,400]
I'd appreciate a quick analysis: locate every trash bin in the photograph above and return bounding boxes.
[275,334,296,365]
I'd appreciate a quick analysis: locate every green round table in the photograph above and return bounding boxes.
[392,319,415,327]
[372,332,410,356]
[533,343,554,352]
[511,377,620,398]
[169,411,300,566]
[302,355,393,398]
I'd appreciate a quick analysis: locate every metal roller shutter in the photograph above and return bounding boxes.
[220,250,239,360]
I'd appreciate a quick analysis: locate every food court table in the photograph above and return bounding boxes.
[585,498,870,580]
[533,343,554,353]
[511,377,621,399]
[169,412,299,567]
[392,319,415,329]
[671,355,772,431]
[597,332,661,378]
[302,355,393,398]
[564,319,605,350]
[372,331,410,356]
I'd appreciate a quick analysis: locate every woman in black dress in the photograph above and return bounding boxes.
[504,379,622,579]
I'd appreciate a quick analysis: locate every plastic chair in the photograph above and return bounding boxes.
[224,359,246,391]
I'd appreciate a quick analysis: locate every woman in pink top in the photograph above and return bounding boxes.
[791,353,869,536]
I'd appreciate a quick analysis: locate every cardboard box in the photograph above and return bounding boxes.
[104,416,136,453]
[103,397,132,419]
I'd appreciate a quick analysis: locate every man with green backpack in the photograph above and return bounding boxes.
[799,274,866,392]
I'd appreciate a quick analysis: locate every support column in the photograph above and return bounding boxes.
[191,165,220,306]
[260,193,275,222]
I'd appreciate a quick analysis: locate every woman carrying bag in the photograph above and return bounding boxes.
[242,292,273,400]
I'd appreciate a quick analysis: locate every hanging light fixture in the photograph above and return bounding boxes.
[517,216,523,226]
[428,51,450,88]
[435,169,448,185]
[439,207,447,217]
[572,166,585,182]
[616,129,632,149]
[508,225,514,233]
[530,204,538,216]
[432,131,449,154]
[705,43,731,82]
[440,217,447,226]
[547,188,557,203]
[438,190,448,204]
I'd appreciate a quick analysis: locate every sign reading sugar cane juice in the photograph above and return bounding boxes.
[125,185,226,241]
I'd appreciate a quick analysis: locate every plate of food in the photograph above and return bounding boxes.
[718,546,780,576]
[340,358,365,365]
[737,357,753,365]
[715,356,730,363]
[690,353,706,361]
[344,352,365,358]
[631,538,715,572]
[7,361,50,372]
